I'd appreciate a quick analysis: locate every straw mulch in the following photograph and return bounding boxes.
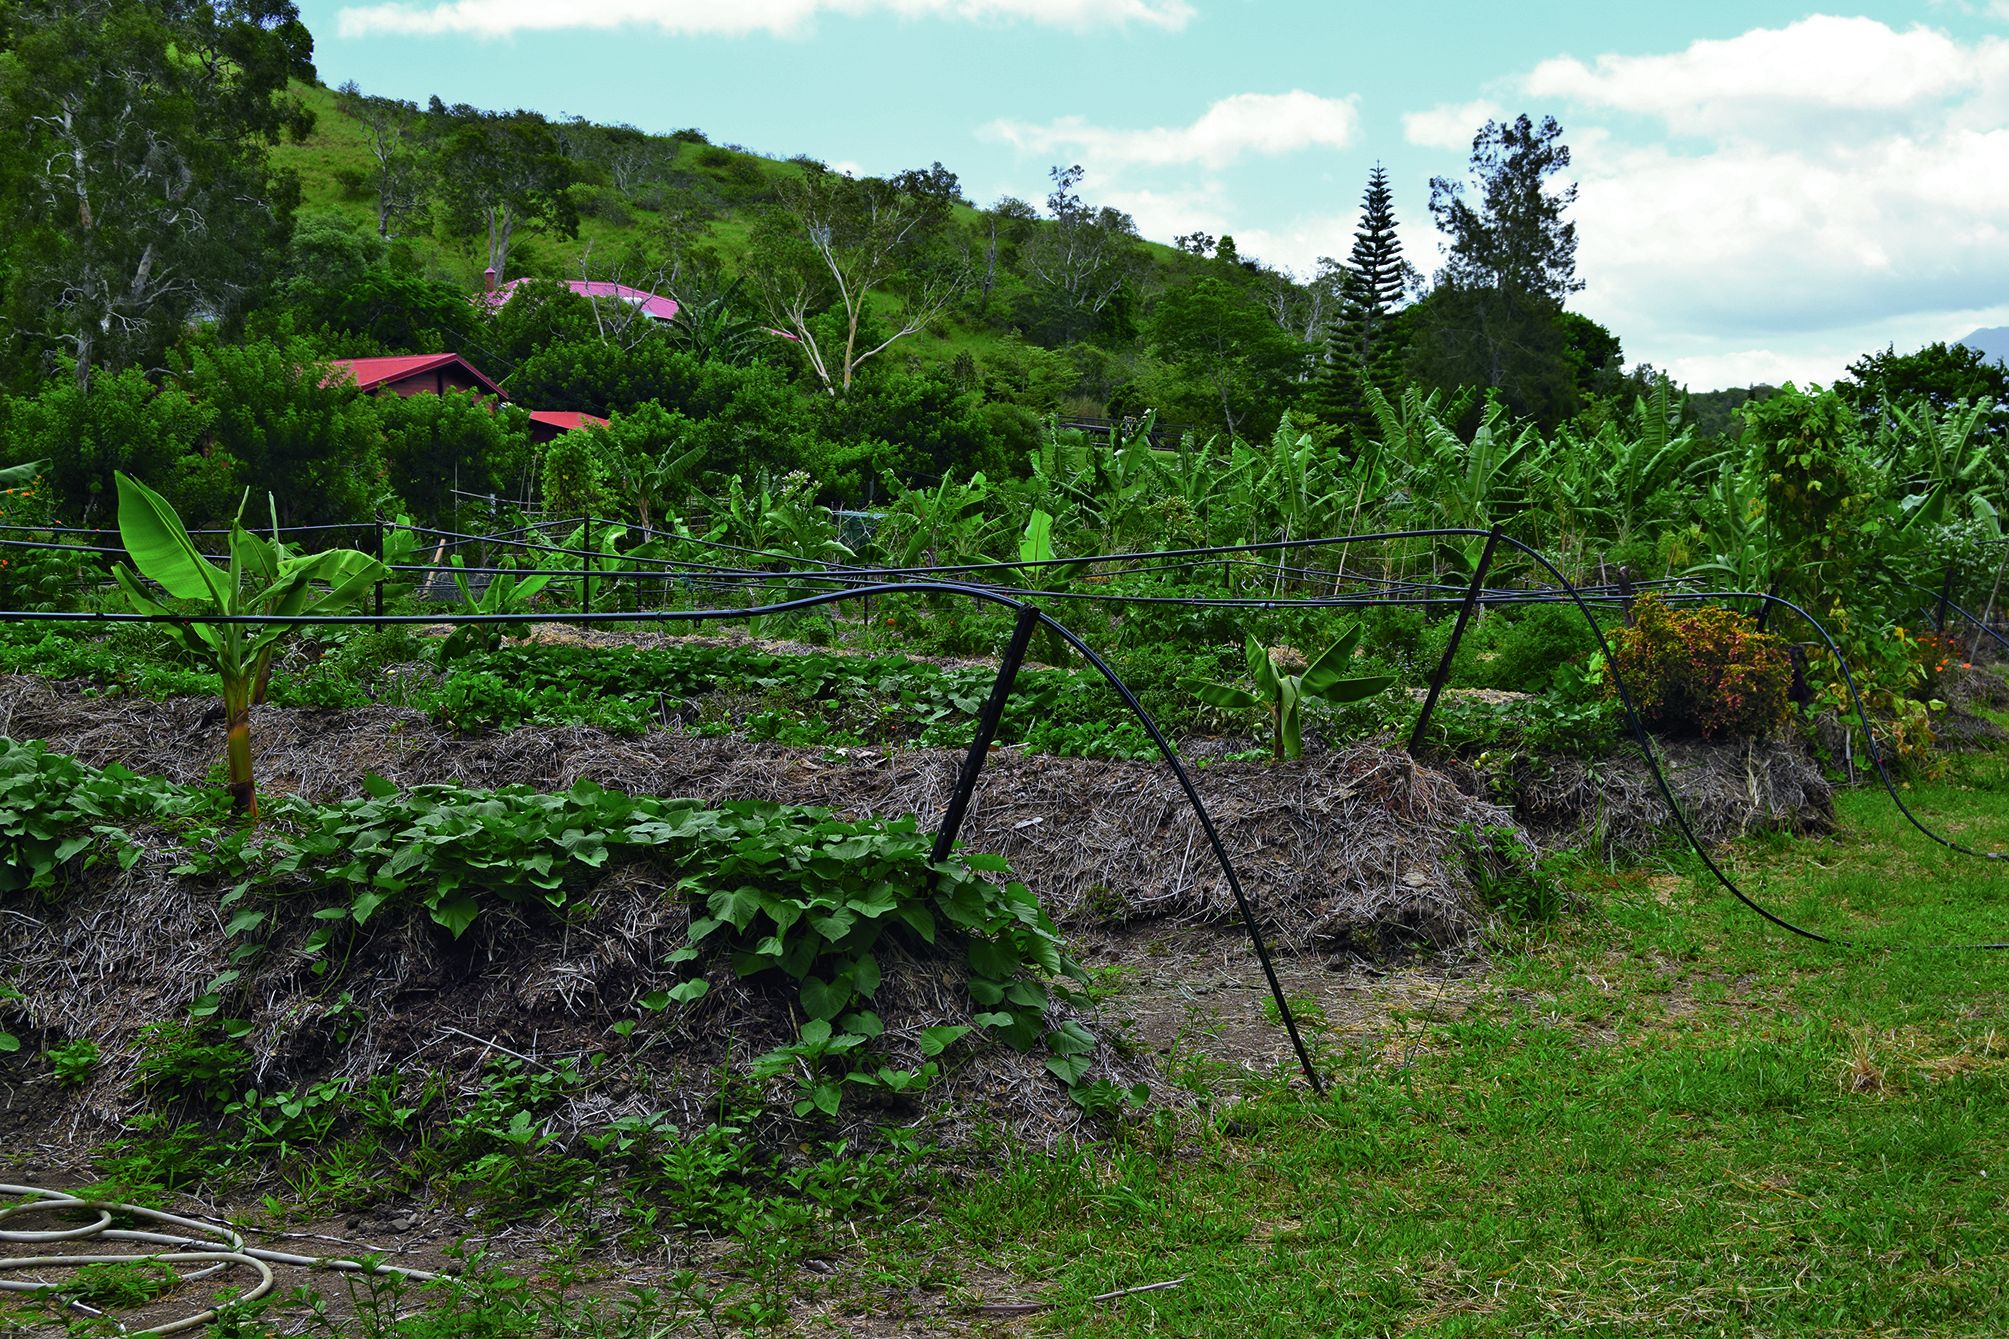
[0,675,1532,1153]
[0,675,1517,950]
[1506,735,1833,857]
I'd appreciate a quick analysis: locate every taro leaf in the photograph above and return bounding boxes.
[837,1009,884,1039]
[896,905,937,943]
[805,1081,842,1117]
[1045,1052,1093,1085]
[847,952,882,997]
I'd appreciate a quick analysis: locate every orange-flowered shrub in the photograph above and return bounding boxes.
[1606,596,1792,740]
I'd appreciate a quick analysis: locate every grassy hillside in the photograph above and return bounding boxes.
[268,79,1211,397]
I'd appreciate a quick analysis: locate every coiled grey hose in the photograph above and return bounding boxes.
[0,1183,437,1335]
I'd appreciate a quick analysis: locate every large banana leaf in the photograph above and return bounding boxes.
[0,459,48,489]
[1181,678,1263,710]
[115,472,230,606]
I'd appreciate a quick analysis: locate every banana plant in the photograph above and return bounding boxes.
[0,459,48,490]
[111,472,387,817]
[1181,625,1396,761]
[439,555,555,662]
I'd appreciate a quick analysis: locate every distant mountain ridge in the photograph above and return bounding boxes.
[1957,327,2009,366]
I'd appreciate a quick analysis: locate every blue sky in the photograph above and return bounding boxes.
[297,0,2009,390]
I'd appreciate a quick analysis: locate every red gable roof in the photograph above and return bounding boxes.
[527,411,609,433]
[483,278,679,322]
[325,353,506,400]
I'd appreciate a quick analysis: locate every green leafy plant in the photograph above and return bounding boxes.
[46,1036,99,1085]
[1182,625,1396,760]
[0,980,24,1056]
[0,737,223,896]
[109,471,387,816]
[1458,823,1562,923]
[1604,596,1792,740]
[439,555,554,662]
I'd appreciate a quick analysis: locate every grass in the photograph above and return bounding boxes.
[826,749,2009,1334]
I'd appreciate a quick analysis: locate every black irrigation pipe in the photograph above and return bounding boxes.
[1488,552,2009,951]
[21,528,2009,953]
[1897,580,2009,658]
[0,583,1329,1094]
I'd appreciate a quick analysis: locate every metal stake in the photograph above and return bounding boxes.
[931,605,1040,864]
[372,516,385,618]
[582,513,593,617]
[1407,525,1500,756]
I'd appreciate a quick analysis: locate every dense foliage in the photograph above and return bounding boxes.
[1606,597,1793,741]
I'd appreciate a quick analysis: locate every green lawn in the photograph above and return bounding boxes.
[849,753,2009,1335]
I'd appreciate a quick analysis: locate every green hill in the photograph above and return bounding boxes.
[268,79,1215,406]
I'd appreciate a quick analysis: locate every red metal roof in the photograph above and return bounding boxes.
[325,353,507,400]
[527,411,610,432]
[483,278,679,322]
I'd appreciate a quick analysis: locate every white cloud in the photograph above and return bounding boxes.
[1526,15,1986,139]
[1507,17,2009,387]
[1401,100,1501,150]
[1656,346,1850,392]
[986,91,1360,171]
[337,0,1192,39]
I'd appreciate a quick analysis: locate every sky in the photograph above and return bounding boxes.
[295,0,2009,391]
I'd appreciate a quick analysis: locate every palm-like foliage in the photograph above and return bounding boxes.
[111,472,386,816]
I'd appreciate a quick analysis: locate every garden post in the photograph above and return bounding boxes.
[931,604,1041,865]
[582,513,593,617]
[1407,526,1501,757]
[1754,580,1778,633]
[1936,564,1957,633]
[372,516,385,618]
[1617,566,1635,627]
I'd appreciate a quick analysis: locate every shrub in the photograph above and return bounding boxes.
[1458,602,1602,694]
[1605,596,1791,740]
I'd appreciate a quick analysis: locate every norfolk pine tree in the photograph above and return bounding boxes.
[1310,164,1411,435]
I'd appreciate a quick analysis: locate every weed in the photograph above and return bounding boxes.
[46,1037,99,1085]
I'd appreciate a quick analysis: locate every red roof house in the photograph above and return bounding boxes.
[481,273,679,323]
[527,410,611,444]
[326,352,602,442]
[326,353,506,400]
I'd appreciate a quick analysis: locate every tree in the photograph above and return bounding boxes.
[973,195,1036,318]
[1411,115,1586,426]
[333,84,425,238]
[889,162,965,206]
[1309,164,1412,430]
[1429,115,1580,304]
[426,101,579,283]
[1020,165,1142,343]
[1147,277,1310,439]
[0,0,315,389]
[746,165,967,392]
[1839,341,2009,436]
